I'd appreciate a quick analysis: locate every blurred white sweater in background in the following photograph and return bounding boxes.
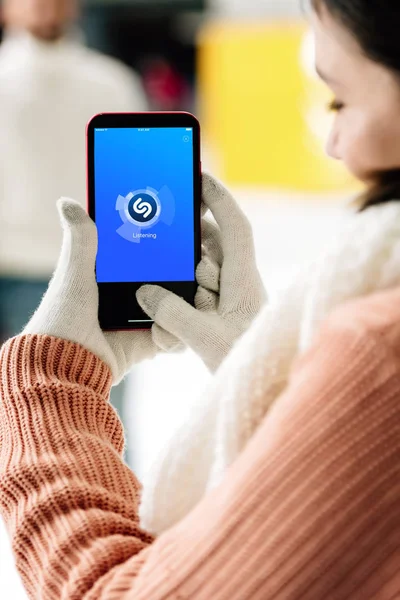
[0,32,147,278]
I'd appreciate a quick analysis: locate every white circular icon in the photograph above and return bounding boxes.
[124,189,161,228]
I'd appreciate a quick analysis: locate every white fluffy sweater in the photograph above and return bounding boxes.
[139,199,400,535]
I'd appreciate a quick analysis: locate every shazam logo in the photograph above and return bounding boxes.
[132,197,152,219]
[127,192,159,225]
[116,185,175,243]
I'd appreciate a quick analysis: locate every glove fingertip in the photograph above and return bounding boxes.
[137,284,156,295]
[201,172,218,200]
[136,284,161,304]
[136,285,161,316]
[57,198,89,223]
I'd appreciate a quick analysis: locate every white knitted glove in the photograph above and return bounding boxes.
[137,174,267,372]
[24,174,265,380]
[23,200,182,383]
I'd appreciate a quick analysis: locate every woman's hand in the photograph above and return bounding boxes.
[24,174,265,381]
[137,174,266,371]
[23,199,182,383]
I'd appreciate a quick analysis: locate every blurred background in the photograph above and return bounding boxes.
[0,1,358,597]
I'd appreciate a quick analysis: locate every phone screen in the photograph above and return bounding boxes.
[95,127,195,283]
[88,113,201,330]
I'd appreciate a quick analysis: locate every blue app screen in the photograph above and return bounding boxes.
[94,127,195,283]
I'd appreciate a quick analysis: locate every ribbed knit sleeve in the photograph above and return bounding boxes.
[1,322,400,599]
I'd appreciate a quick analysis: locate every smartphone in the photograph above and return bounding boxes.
[87,112,201,330]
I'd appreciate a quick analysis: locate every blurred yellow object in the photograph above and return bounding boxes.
[198,21,361,193]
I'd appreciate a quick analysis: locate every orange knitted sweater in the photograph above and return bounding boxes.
[1,288,400,599]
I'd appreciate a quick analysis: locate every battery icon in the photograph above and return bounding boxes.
[186,128,192,131]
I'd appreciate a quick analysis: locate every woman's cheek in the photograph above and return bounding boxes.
[343,157,371,182]
[340,141,369,182]
[340,121,377,182]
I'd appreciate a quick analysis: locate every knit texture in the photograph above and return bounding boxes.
[140,199,400,534]
[1,286,400,598]
[24,173,265,385]
[137,173,266,372]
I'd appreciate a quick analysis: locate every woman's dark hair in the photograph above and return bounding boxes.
[311,0,400,210]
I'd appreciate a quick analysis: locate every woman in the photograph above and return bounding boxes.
[1,1,400,598]
[140,0,400,534]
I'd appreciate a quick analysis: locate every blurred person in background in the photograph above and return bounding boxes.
[0,0,147,426]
